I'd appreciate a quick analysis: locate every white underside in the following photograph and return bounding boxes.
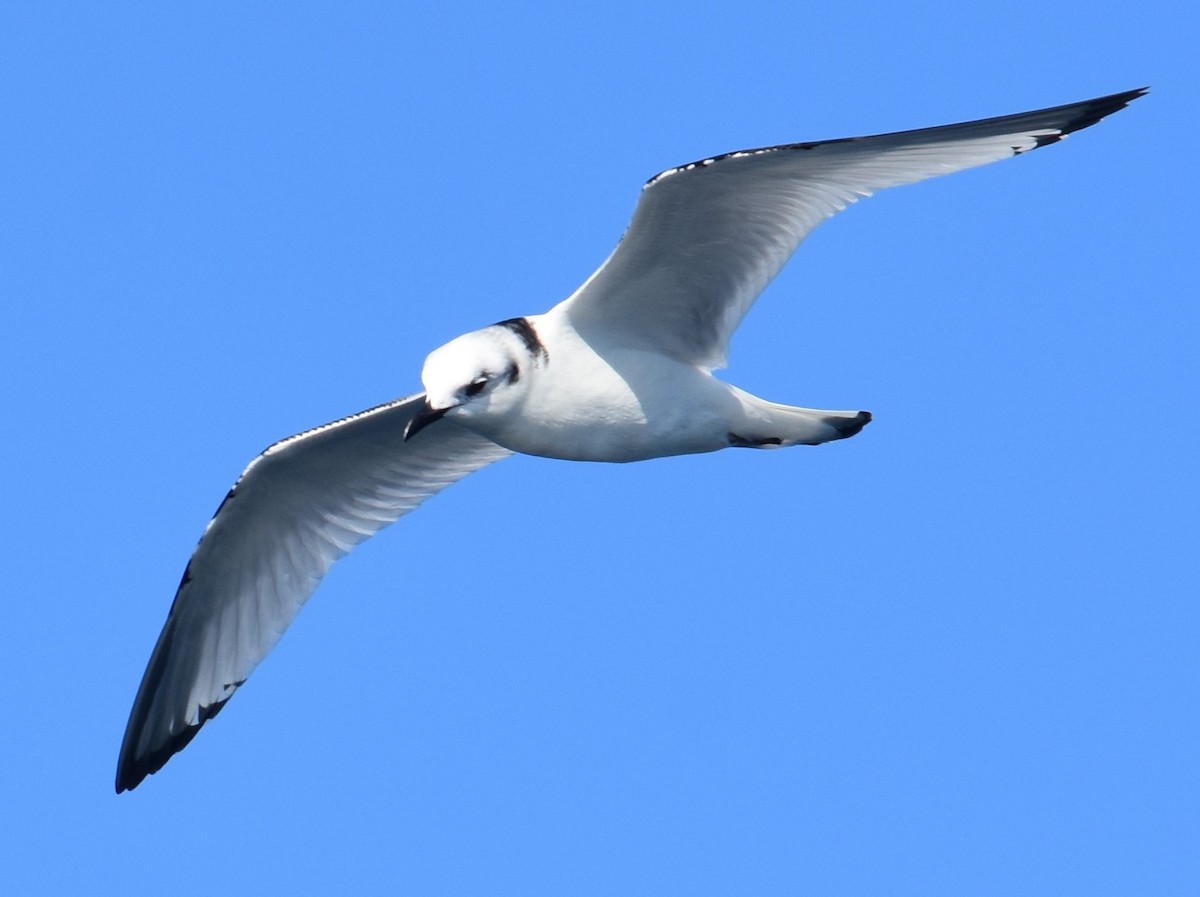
[449,311,858,462]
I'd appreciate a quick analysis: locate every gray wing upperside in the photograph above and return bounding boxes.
[561,88,1146,369]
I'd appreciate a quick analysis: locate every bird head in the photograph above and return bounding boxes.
[404,320,537,441]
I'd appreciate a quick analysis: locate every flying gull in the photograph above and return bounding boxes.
[117,87,1146,792]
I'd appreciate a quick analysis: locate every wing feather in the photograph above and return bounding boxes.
[562,88,1146,368]
[116,394,510,791]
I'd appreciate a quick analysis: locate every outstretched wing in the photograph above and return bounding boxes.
[116,395,511,792]
[562,88,1146,369]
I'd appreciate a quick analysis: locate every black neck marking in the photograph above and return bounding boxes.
[495,317,548,362]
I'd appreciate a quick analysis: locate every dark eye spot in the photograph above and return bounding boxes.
[464,378,488,398]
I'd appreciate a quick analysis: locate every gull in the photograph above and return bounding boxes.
[116,87,1145,792]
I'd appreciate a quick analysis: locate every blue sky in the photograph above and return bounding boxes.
[2,2,1196,894]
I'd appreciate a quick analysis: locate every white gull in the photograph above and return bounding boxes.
[117,87,1146,792]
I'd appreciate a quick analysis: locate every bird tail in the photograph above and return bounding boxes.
[727,387,871,447]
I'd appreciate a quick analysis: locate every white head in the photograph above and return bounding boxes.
[404,317,546,441]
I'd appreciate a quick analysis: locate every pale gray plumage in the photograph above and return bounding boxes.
[564,90,1145,369]
[118,398,509,787]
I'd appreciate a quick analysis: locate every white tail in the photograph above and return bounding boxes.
[727,387,872,447]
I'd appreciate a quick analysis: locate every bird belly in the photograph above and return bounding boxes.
[475,350,737,463]
[486,410,729,463]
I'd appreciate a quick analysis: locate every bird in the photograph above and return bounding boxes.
[116,87,1146,792]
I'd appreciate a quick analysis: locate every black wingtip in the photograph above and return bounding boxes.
[1058,87,1149,138]
[115,694,233,793]
[1021,87,1148,153]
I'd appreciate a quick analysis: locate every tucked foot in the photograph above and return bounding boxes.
[728,433,783,447]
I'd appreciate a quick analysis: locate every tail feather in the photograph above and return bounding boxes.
[728,387,872,447]
[824,409,872,441]
[780,407,872,445]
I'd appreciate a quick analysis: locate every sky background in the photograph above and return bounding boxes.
[2,2,1196,894]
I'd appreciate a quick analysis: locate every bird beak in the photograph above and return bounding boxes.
[404,399,449,442]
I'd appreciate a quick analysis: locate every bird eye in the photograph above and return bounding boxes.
[464,378,488,398]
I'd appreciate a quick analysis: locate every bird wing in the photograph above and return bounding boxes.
[116,395,511,792]
[561,88,1146,369]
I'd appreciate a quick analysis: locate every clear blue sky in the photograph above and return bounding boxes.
[2,2,1195,894]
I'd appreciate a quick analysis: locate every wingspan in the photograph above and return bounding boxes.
[562,88,1146,369]
[116,395,511,792]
